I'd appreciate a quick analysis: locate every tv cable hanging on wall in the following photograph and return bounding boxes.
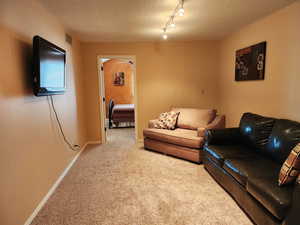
[49,95,81,152]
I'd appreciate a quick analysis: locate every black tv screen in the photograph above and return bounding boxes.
[33,36,66,96]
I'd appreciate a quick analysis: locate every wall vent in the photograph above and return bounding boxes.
[65,33,72,45]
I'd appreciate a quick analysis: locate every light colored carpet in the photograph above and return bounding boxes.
[31,128,253,225]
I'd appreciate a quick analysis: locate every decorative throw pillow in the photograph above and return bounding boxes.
[278,143,300,186]
[154,111,179,130]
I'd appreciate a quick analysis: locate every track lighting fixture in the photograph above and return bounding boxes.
[178,0,185,16]
[178,7,184,16]
[162,28,168,40]
[161,0,185,40]
[170,19,176,28]
[170,23,176,28]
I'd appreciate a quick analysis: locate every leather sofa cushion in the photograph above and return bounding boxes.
[247,176,294,220]
[239,113,275,150]
[205,128,242,145]
[266,119,300,164]
[223,158,281,187]
[204,144,257,167]
[171,107,216,130]
[143,128,204,149]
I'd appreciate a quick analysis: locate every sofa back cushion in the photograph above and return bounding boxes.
[266,119,300,164]
[239,113,276,150]
[171,107,216,130]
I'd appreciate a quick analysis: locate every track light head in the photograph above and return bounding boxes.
[162,28,168,40]
[178,0,185,16]
[178,7,184,16]
[170,21,176,28]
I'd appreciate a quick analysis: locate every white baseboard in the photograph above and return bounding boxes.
[137,138,144,144]
[87,140,102,145]
[23,141,99,225]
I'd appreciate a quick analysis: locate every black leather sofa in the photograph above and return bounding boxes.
[203,113,300,225]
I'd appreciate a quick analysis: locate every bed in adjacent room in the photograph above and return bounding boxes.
[108,100,135,128]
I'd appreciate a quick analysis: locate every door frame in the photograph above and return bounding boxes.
[97,55,138,144]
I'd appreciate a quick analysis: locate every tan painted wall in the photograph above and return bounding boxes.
[81,41,220,141]
[103,59,133,117]
[0,1,87,225]
[2,1,299,224]
[219,2,300,127]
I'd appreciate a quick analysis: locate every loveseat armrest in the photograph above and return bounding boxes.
[284,183,300,225]
[148,119,159,128]
[205,127,241,145]
[197,115,226,137]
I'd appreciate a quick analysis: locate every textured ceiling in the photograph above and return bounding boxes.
[38,0,297,42]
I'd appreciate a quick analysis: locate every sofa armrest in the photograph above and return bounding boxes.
[284,183,300,225]
[148,119,159,128]
[204,127,241,145]
[197,115,226,137]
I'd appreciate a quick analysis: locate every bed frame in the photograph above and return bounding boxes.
[108,99,135,128]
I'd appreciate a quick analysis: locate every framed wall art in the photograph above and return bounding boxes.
[113,72,125,86]
[235,41,267,81]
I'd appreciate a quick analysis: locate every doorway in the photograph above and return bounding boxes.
[97,56,137,144]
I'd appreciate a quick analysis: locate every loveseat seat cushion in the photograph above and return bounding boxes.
[223,158,281,187]
[171,108,216,130]
[265,119,300,164]
[143,128,203,149]
[239,113,276,150]
[204,144,257,167]
[247,176,294,220]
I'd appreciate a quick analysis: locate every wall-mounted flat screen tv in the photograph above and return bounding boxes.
[33,36,66,96]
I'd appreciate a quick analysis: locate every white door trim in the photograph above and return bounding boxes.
[97,55,138,143]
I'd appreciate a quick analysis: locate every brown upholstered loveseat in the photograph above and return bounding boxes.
[143,107,225,163]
